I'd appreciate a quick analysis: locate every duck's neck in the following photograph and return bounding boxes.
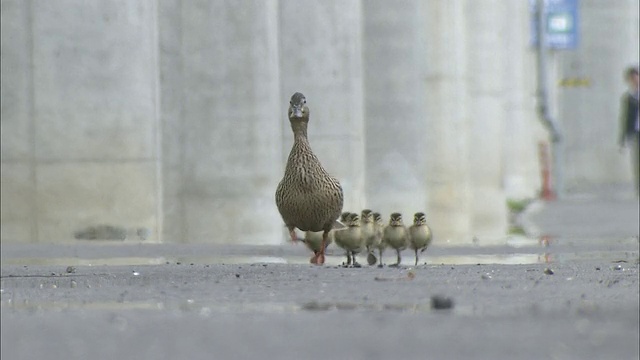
[291,121,309,141]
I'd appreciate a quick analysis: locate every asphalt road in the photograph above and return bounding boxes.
[1,255,639,360]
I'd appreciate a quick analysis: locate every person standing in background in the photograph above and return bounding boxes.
[619,66,639,196]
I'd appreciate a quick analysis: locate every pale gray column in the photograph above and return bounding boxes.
[422,0,472,244]
[161,0,282,244]
[1,0,36,243]
[503,0,544,200]
[464,1,508,242]
[362,0,428,220]
[279,0,365,215]
[556,0,640,189]
[1,0,161,243]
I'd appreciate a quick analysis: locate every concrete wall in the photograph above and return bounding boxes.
[556,0,640,189]
[3,0,635,245]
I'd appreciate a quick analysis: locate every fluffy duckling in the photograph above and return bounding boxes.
[409,212,432,266]
[383,212,408,267]
[360,209,380,265]
[333,211,351,255]
[372,212,386,267]
[335,213,365,267]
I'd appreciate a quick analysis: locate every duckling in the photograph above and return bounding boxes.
[360,209,379,265]
[334,213,365,267]
[333,211,351,256]
[302,230,334,264]
[275,92,345,265]
[372,212,386,267]
[383,212,408,267]
[409,212,432,266]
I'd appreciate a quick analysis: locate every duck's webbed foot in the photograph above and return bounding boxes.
[367,252,377,266]
[342,252,352,267]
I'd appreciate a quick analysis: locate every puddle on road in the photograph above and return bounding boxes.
[1,250,637,268]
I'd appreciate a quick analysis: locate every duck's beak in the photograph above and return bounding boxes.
[290,106,303,118]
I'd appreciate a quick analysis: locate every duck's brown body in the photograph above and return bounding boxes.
[276,139,343,233]
[275,92,344,265]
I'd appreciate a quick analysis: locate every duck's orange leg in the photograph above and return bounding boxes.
[288,227,298,244]
[313,231,328,265]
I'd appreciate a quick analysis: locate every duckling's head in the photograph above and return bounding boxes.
[347,213,360,227]
[372,212,383,225]
[360,209,373,223]
[413,212,427,225]
[389,212,404,226]
[340,211,351,222]
[288,92,309,121]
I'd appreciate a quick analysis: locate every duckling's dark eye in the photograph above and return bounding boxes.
[303,99,306,104]
[290,101,292,106]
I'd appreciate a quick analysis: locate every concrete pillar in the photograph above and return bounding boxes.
[278,0,365,215]
[160,0,282,244]
[362,0,428,221]
[503,0,544,200]
[2,0,161,243]
[465,1,508,242]
[556,0,640,189]
[422,0,472,244]
[1,0,36,243]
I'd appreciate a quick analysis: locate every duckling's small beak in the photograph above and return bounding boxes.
[290,106,303,118]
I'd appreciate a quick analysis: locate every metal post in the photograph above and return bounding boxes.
[535,0,565,199]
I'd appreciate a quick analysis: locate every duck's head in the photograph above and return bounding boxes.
[288,92,309,121]
[413,212,427,226]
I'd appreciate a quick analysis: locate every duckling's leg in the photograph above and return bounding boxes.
[389,249,401,267]
[378,248,384,268]
[414,249,419,266]
[352,252,361,268]
[343,252,352,267]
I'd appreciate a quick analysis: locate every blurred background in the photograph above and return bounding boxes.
[1,0,638,246]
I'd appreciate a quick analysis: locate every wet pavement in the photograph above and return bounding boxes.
[1,186,639,360]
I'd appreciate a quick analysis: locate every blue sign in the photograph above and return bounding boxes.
[530,0,579,50]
